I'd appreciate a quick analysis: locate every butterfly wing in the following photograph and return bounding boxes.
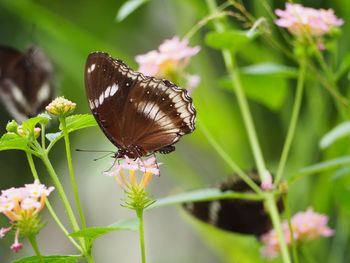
[85,52,196,158]
[184,172,283,236]
[0,45,54,122]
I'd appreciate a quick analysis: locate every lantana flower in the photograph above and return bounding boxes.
[275,3,343,37]
[104,156,161,210]
[46,97,76,117]
[260,207,334,259]
[0,180,54,253]
[135,36,200,92]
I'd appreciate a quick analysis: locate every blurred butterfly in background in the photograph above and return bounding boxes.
[0,45,55,123]
[183,171,283,236]
[84,52,196,159]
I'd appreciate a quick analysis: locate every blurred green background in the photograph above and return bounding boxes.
[0,0,349,262]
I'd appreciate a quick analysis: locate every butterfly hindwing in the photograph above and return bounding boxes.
[85,52,196,158]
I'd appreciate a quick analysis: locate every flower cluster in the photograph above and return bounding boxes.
[275,3,343,37]
[104,156,161,210]
[260,207,334,259]
[135,36,200,92]
[46,97,76,117]
[0,180,54,252]
[105,156,161,190]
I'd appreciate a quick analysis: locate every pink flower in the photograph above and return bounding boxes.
[260,207,334,259]
[135,36,200,78]
[261,170,274,190]
[275,3,343,36]
[24,180,55,198]
[105,156,161,189]
[10,230,22,253]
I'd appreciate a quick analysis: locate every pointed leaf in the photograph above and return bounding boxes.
[69,217,139,240]
[205,30,258,51]
[22,114,51,132]
[241,62,298,77]
[0,133,30,152]
[59,114,97,132]
[320,121,350,149]
[46,132,62,143]
[12,255,80,263]
[116,0,149,22]
[147,188,262,210]
[290,156,350,183]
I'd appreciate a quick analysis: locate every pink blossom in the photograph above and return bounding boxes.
[260,207,334,259]
[21,198,41,210]
[135,36,200,78]
[186,74,200,89]
[10,230,22,253]
[275,3,343,36]
[24,180,55,198]
[0,226,13,239]
[139,157,162,175]
[106,156,161,189]
[1,187,28,201]
[261,170,274,190]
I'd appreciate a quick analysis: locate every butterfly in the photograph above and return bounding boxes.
[0,45,55,123]
[183,171,283,236]
[84,52,196,159]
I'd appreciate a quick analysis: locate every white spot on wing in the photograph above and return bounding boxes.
[94,99,99,108]
[89,99,95,109]
[105,86,111,98]
[110,83,119,96]
[37,82,51,103]
[99,93,104,105]
[11,85,26,106]
[88,64,96,73]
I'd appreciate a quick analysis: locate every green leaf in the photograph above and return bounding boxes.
[241,62,298,77]
[290,156,350,183]
[69,217,139,239]
[12,255,80,263]
[0,133,30,152]
[22,114,51,132]
[319,121,350,149]
[59,114,97,132]
[205,30,258,51]
[116,0,149,22]
[147,188,262,210]
[47,115,97,151]
[46,132,62,143]
[219,74,287,111]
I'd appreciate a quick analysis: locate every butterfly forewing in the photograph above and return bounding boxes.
[0,45,54,122]
[84,52,196,158]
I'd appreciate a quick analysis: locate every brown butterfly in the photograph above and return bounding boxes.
[0,45,55,122]
[84,52,196,159]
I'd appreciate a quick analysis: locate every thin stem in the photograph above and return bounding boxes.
[283,194,299,263]
[266,193,292,263]
[206,0,267,184]
[59,117,87,244]
[41,123,46,151]
[199,120,262,194]
[28,235,44,263]
[136,208,146,263]
[25,152,82,251]
[275,59,306,185]
[36,143,83,245]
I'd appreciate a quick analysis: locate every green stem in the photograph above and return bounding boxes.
[136,208,146,263]
[275,60,306,185]
[283,194,299,263]
[28,235,44,263]
[25,152,82,251]
[59,117,87,244]
[206,0,267,184]
[199,120,262,194]
[41,123,46,151]
[266,193,291,263]
[37,144,84,247]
